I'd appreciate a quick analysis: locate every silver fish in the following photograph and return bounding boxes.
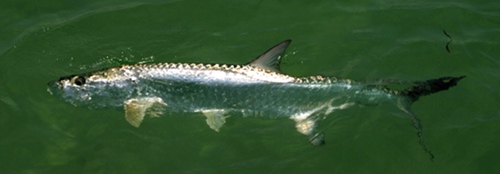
[48,40,464,149]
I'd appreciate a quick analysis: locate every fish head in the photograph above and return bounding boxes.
[48,68,134,108]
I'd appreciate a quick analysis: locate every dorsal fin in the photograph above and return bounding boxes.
[247,40,291,72]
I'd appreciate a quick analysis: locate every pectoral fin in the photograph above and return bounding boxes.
[202,110,229,132]
[124,97,167,127]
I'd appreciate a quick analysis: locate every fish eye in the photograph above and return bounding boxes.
[70,76,86,86]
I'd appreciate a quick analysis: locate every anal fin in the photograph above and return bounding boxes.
[124,97,167,127]
[202,109,229,132]
[291,112,325,146]
[293,116,325,145]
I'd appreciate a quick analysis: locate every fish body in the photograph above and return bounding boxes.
[48,40,463,147]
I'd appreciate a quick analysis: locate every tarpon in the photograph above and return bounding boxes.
[48,40,464,152]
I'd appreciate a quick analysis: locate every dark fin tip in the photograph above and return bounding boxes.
[309,132,325,146]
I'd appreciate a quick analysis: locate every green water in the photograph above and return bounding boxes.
[1,0,499,173]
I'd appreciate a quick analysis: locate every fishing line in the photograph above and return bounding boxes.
[399,104,435,161]
[443,30,452,53]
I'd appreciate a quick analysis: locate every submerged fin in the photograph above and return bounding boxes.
[294,117,325,145]
[202,110,229,132]
[124,97,167,127]
[291,112,325,146]
[247,40,291,72]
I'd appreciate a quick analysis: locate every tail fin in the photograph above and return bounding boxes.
[397,76,465,161]
[402,76,465,102]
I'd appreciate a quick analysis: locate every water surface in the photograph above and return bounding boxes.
[1,0,499,173]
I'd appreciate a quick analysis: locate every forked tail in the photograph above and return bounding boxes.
[402,76,466,102]
[397,76,465,161]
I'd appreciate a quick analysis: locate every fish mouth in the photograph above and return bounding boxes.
[47,80,62,95]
